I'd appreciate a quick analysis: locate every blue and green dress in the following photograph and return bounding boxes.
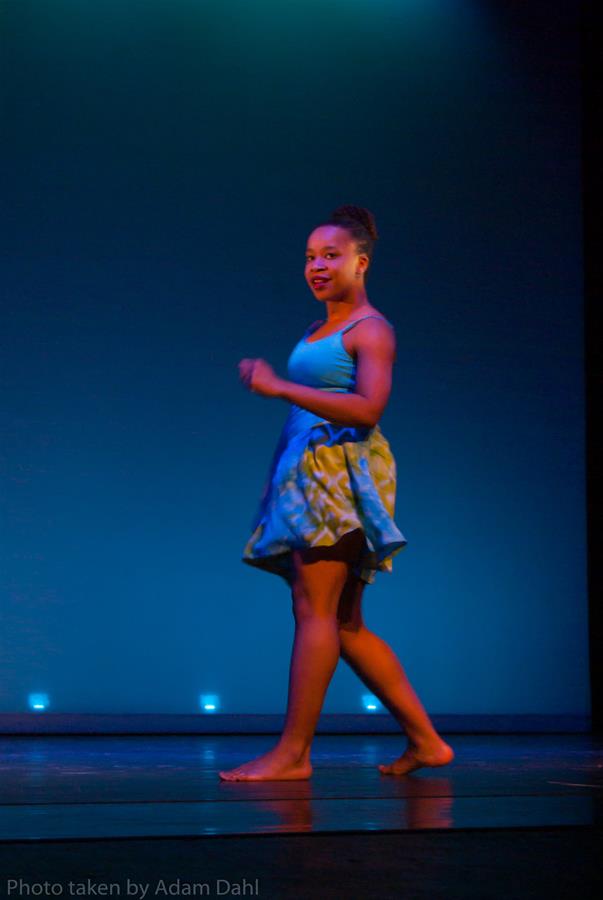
[242,313,408,586]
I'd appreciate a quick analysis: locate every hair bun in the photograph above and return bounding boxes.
[329,205,379,241]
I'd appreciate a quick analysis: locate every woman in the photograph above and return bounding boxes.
[219,205,454,782]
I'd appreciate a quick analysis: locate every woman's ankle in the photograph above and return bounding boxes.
[276,738,311,761]
[407,727,444,748]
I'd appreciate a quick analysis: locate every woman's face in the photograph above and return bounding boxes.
[305,225,367,300]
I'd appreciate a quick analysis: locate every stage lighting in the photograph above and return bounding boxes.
[28,692,49,711]
[200,693,220,713]
[362,693,382,712]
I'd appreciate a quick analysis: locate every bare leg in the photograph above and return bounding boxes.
[218,530,365,782]
[337,577,454,775]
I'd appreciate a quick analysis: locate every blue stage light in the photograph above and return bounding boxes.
[200,693,220,713]
[28,693,49,711]
[362,693,382,712]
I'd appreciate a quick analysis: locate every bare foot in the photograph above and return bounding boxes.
[378,738,455,776]
[218,745,312,782]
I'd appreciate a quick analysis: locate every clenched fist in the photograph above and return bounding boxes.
[238,358,283,398]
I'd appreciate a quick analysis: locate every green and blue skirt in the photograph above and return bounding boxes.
[242,402,407,587]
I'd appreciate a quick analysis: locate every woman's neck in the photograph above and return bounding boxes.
[324,292,371,323]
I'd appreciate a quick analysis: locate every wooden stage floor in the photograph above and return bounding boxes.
[0,733,601,898]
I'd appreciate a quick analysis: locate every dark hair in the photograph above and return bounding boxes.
[318,204,379,277]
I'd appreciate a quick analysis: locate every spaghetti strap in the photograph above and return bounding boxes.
[304,319,324,337]
[341,314,391,334]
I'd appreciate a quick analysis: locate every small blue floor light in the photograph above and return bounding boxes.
[28,693,50,711]
[362,693,382,712]
[200,694,220,713]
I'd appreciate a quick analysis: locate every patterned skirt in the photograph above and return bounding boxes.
[242,408,407,587]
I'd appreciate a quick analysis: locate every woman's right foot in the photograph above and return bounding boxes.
[218,744,312,782]
[378,737,455,776]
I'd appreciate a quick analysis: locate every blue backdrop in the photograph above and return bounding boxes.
[1,0,588,716]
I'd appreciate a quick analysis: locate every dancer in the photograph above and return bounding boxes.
[219,205,454,781]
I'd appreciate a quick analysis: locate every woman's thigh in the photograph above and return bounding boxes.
[291,528,366,619]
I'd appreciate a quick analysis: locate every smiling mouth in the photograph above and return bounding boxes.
[311,278,330,287]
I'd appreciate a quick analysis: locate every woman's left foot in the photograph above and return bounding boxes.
[218,746,312,782]
[378,738,455,776]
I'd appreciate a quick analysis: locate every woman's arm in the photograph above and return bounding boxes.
[276,319,396,428]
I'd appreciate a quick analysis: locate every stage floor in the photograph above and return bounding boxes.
[0,733,601,841]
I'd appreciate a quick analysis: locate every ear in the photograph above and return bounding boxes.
[357,253,370,274]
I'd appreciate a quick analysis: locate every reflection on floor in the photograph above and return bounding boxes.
[0,733,601,840]
[0,733,601,898]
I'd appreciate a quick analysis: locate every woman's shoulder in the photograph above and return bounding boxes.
[347,310,397,359]
[353,309,394,331]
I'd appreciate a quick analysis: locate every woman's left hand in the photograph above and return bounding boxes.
[238,358,283,398]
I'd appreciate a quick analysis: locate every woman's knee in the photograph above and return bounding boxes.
[338,620,370,663]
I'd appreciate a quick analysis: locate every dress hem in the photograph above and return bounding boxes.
[242,533,408,587]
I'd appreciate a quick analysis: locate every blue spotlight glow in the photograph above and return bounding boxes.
[200,693,220,713]
[362,693,382,712]
[28,693,49,711]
